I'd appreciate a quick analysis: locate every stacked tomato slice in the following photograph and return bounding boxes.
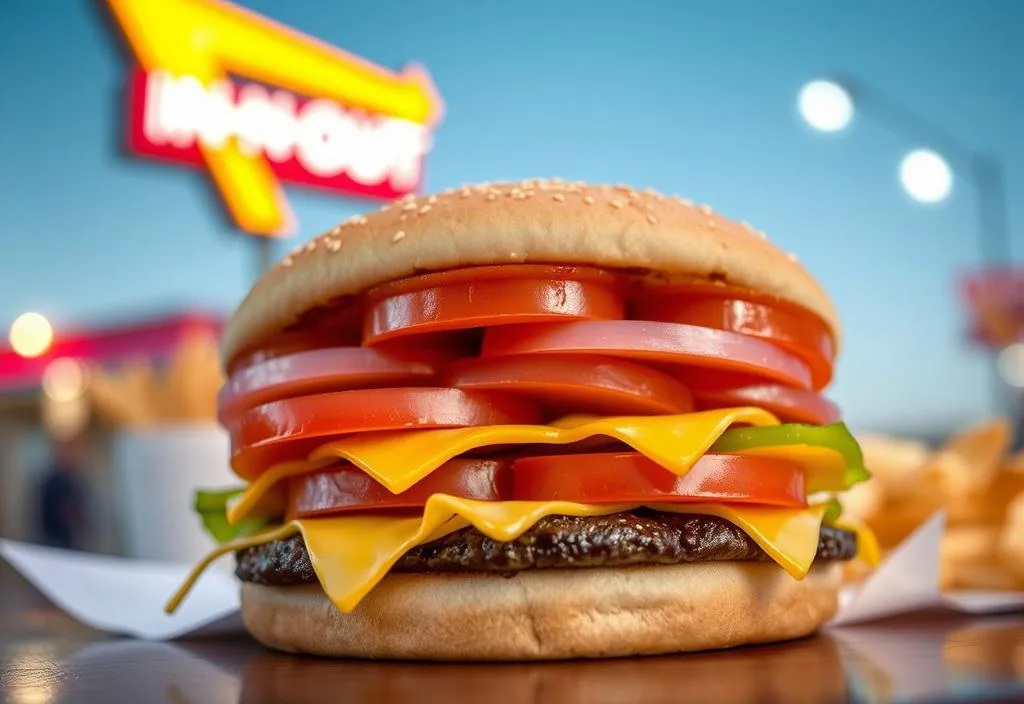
[219,265,839,517]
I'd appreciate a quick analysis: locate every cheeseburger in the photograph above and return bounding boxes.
[170,179,877,660]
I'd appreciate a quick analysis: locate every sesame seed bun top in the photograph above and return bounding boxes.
[221,179,840,366]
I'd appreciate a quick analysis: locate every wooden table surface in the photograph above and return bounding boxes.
[4,562,1024,703]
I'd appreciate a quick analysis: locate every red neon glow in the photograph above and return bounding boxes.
[0,312,224,392]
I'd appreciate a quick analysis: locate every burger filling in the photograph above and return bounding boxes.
[167,263,880,617]
[236,512,858,586]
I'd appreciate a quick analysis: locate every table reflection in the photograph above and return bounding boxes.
[19,615,1024,704]
[237,636,844,704]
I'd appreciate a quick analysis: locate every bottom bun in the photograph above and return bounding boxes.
[240,562,841,661]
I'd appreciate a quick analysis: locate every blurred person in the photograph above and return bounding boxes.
[36,436,89,550]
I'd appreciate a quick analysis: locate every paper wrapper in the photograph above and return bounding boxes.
[3,511,1023,641]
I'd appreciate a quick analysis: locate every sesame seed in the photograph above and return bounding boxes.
[707,219,716,229]
[400,214,408,221]
[642,187,658,196]
[427,195,438,204]
[524,190,535,198]
[281,256,293,267]
[553,193,566,202]
[787,252,799,262]
[327,239,342,252]
[672,195,692,206]
[740,220,753,231]
[393,231,406,243]
[419,204,432,214]
[398,193,416,203]
[305,241,316,252]
[647,213,658,224]
[614,185,634,195]
[402,202,418,212]
[568,186,582,194]
[698,204,712,215]
[459,188,472,198]
[486,193,498,201]
[583,196,595,205]
[610,199,625,209]
[331,225,343,235]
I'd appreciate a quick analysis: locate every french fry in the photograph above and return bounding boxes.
[848,417,1024,591]
[934,418,1012,494]
[941,559,1022,591]
[999,493,1024,584]
[82,333,224,428]
[837,479,882,523]
[856,433,933,499]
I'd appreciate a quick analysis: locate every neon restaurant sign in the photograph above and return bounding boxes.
[103,0,445,237]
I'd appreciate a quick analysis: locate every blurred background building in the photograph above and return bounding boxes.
[0,0,1021,550]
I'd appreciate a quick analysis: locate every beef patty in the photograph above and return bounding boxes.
[235,510,857,587]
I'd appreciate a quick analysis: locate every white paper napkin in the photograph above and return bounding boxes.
[0,539,241,639]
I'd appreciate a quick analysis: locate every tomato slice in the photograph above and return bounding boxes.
[218,347,450,421]
[690,383,840,425]
[512,451,807,507]
[285,459,511,519]
[362,265,626,346]
[441,354,694,416]
[480,321,813,390]
[633,285,834,390]
[228,328,363,376]
[228,388,542,480]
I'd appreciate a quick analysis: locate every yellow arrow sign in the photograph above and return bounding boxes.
[105,0,444,236]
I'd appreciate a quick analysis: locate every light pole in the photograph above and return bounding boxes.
[798,76,1012,412]
[255,237,277,280]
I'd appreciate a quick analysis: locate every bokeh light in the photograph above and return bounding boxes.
[997,343,1024,387]
[9,312,54,358]
[899,149,953,203]
[798,80,854,133]
[42,357,86,403]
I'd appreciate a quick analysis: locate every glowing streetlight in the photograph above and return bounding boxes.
[899,149,953,203]
[799,78,959,204]
[9,312,54,358]
[798,75,1011,413]
[798,80,854,133]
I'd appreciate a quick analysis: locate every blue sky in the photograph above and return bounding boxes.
[1,0,1021,433]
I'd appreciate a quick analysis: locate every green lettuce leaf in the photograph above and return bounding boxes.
[195,488,267,544]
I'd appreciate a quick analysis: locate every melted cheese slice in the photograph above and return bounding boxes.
[834,515,882,567]
[168,495,851,616]
[228,407,790,523]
